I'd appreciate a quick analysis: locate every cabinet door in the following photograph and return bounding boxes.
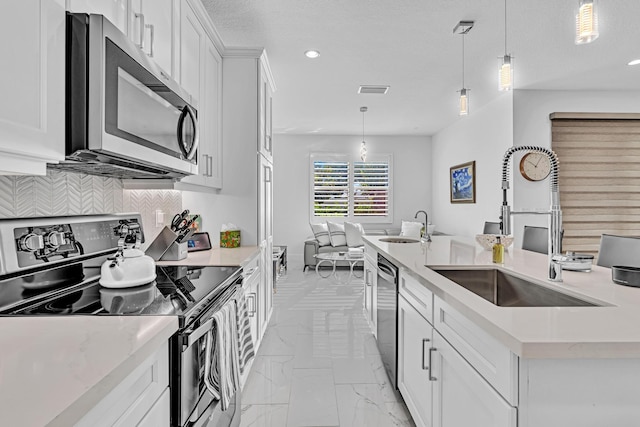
[67,0,128,34]
[371,263,378,337]
[179,0,204,106]
[258,155,273,242]
[179,36,222,189]
[0,0,65,175]
[136,388,170,427]
[398,295,434,427]
[202,40,223,188]
[258,66,273,162]
[432,332,517,427]
[363,258,374,324]
[139,0,175,76]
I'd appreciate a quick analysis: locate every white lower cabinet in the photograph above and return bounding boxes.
[397,268,517,427]
[398,294,433,427]
[136,387,170,427]
[76,341,169,427]
[431,331,517,427]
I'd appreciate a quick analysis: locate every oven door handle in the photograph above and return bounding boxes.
[185,318,213,348]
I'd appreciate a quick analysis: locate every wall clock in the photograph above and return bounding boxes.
[519,152,551,181]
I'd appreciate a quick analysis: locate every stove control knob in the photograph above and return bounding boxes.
[19,233,44,252]
[45,232,67,248]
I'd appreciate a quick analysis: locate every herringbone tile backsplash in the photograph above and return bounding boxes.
[0,170,182,241]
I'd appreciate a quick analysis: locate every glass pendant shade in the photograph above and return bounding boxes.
[499,55,513,91]
[359,106,368,161]
[575,0,599,44]
[459,88,469,116]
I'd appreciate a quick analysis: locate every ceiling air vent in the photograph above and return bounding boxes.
[358,85,390,95]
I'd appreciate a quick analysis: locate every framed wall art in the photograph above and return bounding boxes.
[450,161,476,204]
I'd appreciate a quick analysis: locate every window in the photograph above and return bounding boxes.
[311,154,392,222]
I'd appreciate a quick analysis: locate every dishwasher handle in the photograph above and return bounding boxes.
[377,263,396,283]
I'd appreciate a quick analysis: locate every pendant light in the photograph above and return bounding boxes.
[575,0,599,44]
[454,21,474,116]
[498,0,513,91]
[360,106,368,161]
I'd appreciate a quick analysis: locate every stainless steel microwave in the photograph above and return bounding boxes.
[55,13,199,179]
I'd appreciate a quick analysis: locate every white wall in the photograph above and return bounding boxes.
[273,134,432,257]
[511,90,640,244]
[431,93,514,237]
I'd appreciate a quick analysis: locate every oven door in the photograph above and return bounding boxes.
[178,318,240,427]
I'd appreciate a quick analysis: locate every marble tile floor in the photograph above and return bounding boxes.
[240,260,415,427]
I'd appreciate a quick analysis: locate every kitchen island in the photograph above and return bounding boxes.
[364,235,640,427]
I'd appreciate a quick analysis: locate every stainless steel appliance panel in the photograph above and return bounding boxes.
[377,253,399,389]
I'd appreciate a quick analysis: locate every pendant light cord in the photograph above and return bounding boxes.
[461,33,465,87]
[504,0,508,54]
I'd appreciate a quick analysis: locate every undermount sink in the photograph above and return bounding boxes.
[433,268,598,307]
[379,237,420,243]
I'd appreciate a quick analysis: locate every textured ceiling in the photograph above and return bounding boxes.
[201,0,640,136]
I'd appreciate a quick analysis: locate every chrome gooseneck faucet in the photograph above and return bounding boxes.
[500,146,563,282]
[414,210,430,242]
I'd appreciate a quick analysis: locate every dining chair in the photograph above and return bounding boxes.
[522,225,549,254]
[483,221,501,234]
[596,234,640,268]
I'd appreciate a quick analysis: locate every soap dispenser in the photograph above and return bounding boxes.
[492,236,504,264]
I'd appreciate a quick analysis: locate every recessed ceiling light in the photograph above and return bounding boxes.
[628,59,640,66]
[304,50,320,59]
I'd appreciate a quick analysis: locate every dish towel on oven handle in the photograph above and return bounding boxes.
[235,286,255,375]
[204,301,240,411]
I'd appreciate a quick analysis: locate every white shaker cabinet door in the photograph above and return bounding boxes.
[0,0,66,175]
[432,332,517,427]
[179,0,204,107]
[130,0,175,77]
[398,294,434,427]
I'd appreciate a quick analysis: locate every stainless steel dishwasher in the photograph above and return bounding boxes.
[377,253,399,389]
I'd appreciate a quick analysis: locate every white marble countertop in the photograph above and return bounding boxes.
[0,315,178,427]
[156,245,260,267]
[364,235,640,359]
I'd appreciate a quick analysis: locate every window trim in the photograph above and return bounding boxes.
[309,152,393,224]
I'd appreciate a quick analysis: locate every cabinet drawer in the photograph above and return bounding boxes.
[399,268,433,325]
[434,297,518,406]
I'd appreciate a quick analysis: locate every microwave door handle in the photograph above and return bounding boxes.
[178,105,199,160]
[145,23,154,57]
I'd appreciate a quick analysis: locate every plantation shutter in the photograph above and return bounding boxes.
[313,160,349,217]
[551,112,640,258]
[353,161,389,216]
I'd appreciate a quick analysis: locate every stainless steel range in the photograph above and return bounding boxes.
[0,214,241,427]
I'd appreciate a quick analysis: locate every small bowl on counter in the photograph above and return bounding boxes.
[611,266,640,287]
[475,234,514,251]
[560,252,594,272]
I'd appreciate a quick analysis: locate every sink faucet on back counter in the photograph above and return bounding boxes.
[499,145,563,282]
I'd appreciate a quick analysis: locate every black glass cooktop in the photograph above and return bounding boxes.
[0,259,240,323]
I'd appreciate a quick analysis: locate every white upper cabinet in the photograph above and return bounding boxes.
[258,64,274,162]
[176,1,222,190]
[0,0,66,175]
[129,0,176,77]
[68,0,175,77]
[179,0,203,107]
